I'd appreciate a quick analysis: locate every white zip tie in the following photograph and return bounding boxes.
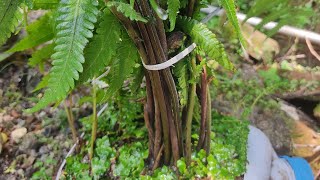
[142,43,197,71]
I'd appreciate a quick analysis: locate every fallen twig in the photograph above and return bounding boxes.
[276,54,306,61]
[293,143,320,152]
[306,38,320,61]
[55,132,85,180]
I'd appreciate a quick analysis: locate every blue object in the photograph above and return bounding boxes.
[281,156,314,180]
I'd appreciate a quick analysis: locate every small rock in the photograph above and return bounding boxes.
[10,110,20,118]
[3,115,14,122]
[37,111,46,118]
[38,145,49,155]
[19,133,37,153]
[40,154,48,162]
[16,119,26,128]
[11,127,27,143]
[16,169,24,178]
[29,149,37,157]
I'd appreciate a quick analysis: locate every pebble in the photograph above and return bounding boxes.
[10,110,20,118]
[39,145,49,155]
[16,119,26,128]
[3,115,14,122]
[19,133,37,153]
[11,127,27,143]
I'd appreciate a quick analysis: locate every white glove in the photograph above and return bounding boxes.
[244,126,295,180]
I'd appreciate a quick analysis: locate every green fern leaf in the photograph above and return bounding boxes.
[168,0,180,31]
[28,0,99,112]
[100,36,139,102]
[254,9,288,30]
[246,0,312,37]
[173,60,189,107]
[220,0,245,46]
[180,0,188,8]
[130,64,144,93]
[8,12,55,52]
[29,43,54,69]
[0,0,23,46]
[33,74,50,92]
[79,9,122,83]
[264,19,287,37]
[107,1,147,23]
[177,16,234,71]
[32,0,59,10]
[245,0,286,21]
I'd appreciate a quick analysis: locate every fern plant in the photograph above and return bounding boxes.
[0,0,23,46]
[1,0,245,178]
[243,0,313,36]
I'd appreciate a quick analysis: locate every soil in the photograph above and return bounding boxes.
[0,63,74,179]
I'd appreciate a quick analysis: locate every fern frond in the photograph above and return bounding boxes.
[0,0,23,46]
[100,36,139,102]
[245,0,286,21]
[254,8,289,30]
[32,0,59,10]
[33,74,50,92]
[220,0,245,46]
[177,16,234,71]
[173,60,189,107]
[245,0,312,37]
[168,0,180,31]
[8,12,55,52]
[180,0,188,9]
[28,0,99,112]
[107,1,147,23]
[130,64,144,93]
[79,9,122,83]
[29,43,54,68]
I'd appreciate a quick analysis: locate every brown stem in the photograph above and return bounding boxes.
[145,72,155,127]
[108,5,149,65]
[152,144,164,171]
[205,86,212,154]
[139,0,182,158]
[144,103,155,160]
[197,59,208,151]
[153,99,162,161]
[155,16,168,57]
[165,89,180,165]
[135,19,171,164]
[187,0,196,17]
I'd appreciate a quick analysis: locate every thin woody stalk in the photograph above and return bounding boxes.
[64,97,77,143]
[89,84,97,160]
[205,86,211,154]
[185,57,197,165]
[197,64,208,150]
